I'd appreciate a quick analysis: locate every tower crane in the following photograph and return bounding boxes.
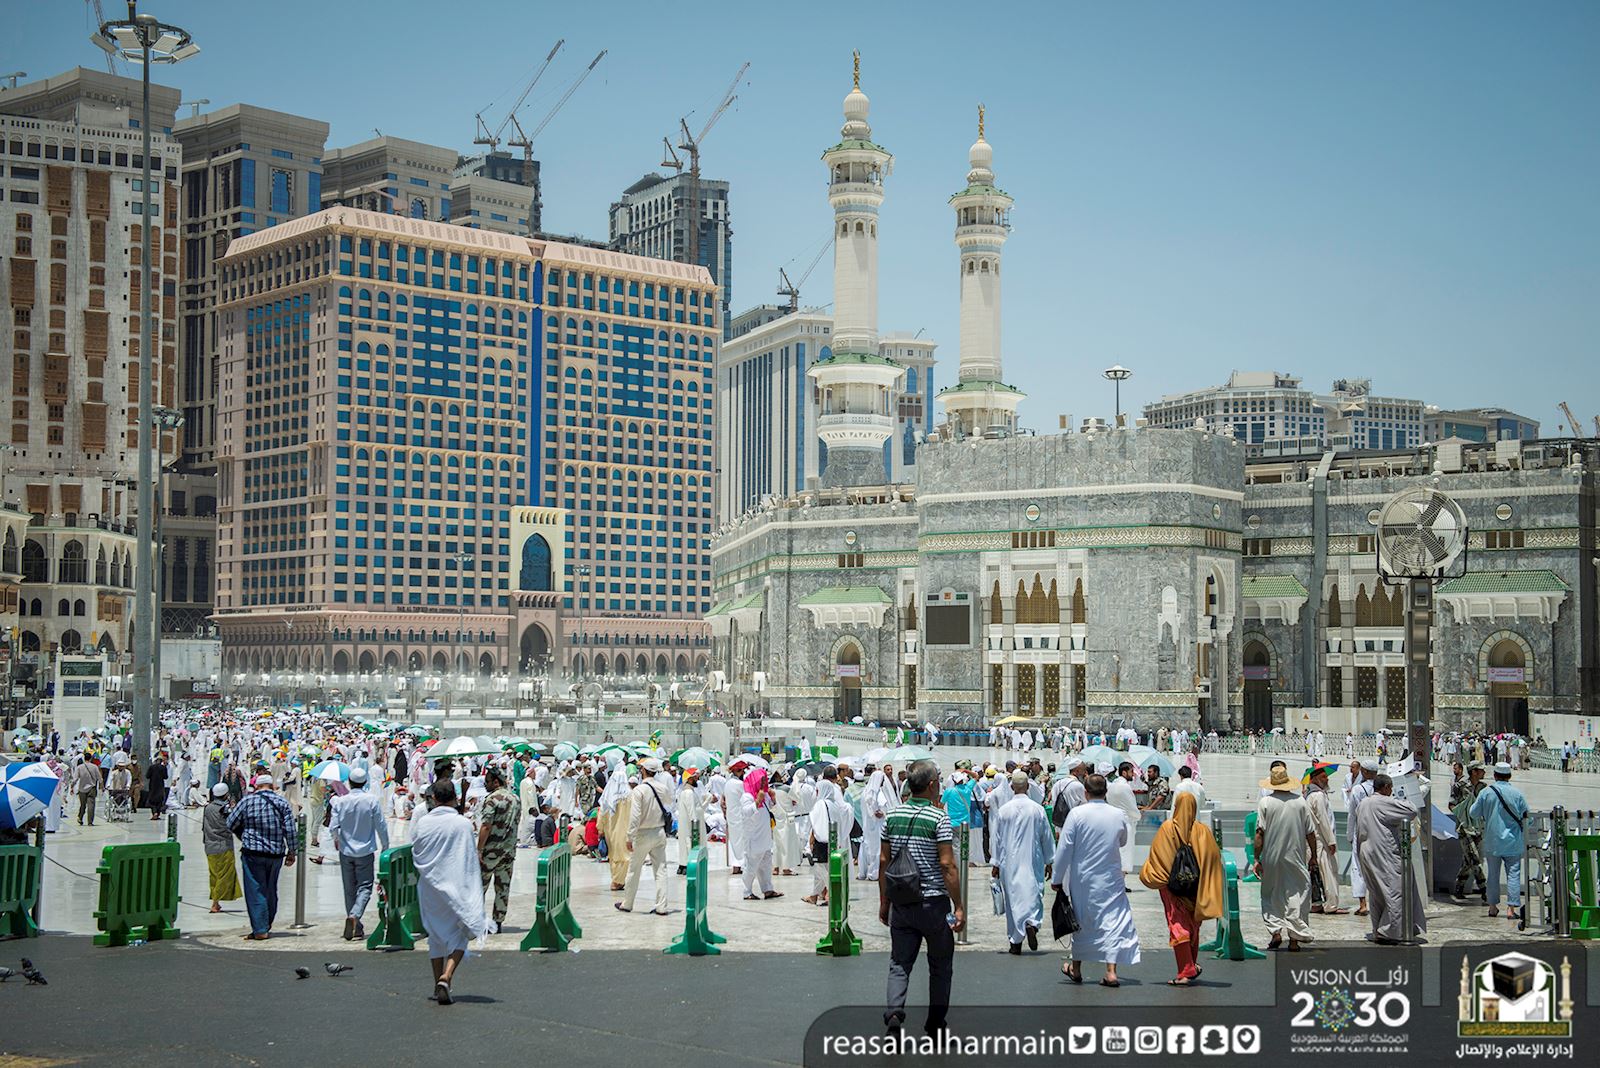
[474,40,564,154]
[661,62,749,272]
[1558,402,1582,438]
[777,236,831,313]
[503,49,606,232]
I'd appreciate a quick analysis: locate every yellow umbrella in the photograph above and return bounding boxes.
[993,714,1046,726]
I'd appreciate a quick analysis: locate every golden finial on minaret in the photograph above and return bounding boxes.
[978,103,985,140]
[853,51,860,89]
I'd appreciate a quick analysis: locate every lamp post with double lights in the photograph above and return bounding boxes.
[150,405,183,709]
[574,562,591,704]
[452,551,472,711]
[1103,364,1132,426]
[93,1,199,767]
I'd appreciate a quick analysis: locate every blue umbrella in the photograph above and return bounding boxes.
[309,759,351,782]
[1077,744,1121,768]
[1129,746,1176,777]
[1,762,60,830]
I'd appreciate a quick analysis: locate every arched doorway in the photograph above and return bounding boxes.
[1243,640,1273,731]
[834,641,863,723]
[520,624,551,672]
[431,652,448,673]
[1487,640,1530,735]
[333,650,350,674]
[358,651,376,672]
[478,652,495,676]
[655,654,668,677]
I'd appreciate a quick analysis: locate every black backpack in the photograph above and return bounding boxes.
[884,840,924,905]
[1166,832,1201,899]
[1050,788,1072,829]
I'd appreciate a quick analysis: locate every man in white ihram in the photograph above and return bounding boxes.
[1105,761,1141,880]
[857,764,894,881]
[411,779,484,1006]
[991,769,1055,954]
[617,757,672,915]
[722,764,747,875]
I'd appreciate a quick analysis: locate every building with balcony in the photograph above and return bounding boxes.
[1,68,182,671]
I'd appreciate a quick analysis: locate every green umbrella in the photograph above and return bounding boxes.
[671,746,720,770]
[552,742,579,761]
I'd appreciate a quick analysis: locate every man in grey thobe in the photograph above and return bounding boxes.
[1352,773,1425,943]
[1255,766,1314,949]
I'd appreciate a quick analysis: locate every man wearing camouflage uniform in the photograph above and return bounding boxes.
[477,766,520,934]
[1450,761,1487,901]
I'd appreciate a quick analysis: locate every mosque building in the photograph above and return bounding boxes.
[708,59,1596,737]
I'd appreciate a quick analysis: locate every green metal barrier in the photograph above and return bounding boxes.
[520,843,583,952]
[815,850,861,956]
[365,845,422,951]
[1199,824,1265,961]
[1567,832,1600,940]
[665,845,727,956]
[0,844,43,938]
[1241,810,1260,882]
[93,841,182,947]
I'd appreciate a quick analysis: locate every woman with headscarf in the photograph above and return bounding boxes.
[856,763,894,881]
[1138,790,1223,985]
[739,767,782,900]
[598,760,633,891]
[1181,748,1203,784]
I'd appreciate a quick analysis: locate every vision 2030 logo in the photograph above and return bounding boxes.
[1456,951,1575,1038]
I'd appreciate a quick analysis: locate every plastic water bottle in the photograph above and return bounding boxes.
[945,912,957,930]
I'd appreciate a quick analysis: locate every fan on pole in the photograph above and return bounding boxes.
[1376,486,1467,937]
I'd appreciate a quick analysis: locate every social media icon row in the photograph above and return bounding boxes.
[1065,1024,1260,1055]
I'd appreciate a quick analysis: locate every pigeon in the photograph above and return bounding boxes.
[294,967,311,980]
[20,958,47,985]
[0,966,15,982]
[324,962,353,977]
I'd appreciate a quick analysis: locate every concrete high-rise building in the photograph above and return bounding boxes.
[0,68,184,668]
[716,311,936,523]
[608,171,732,334]
[1425,406,1540,444]
[448,173,534,236]
[937,108,1023,438]
[319,136,457,221]
[808,59,904,489]
[453,150,540,235]
[212,208,714,693]
[1143,372,1425,456]
[167,104,329,637]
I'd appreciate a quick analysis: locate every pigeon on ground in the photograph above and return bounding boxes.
[20,958,47,985]
[324,962,353,977]
[0,966,15,981]
[294,967,311,979]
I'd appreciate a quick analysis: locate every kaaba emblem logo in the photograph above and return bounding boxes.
[1457,951,1574,1037]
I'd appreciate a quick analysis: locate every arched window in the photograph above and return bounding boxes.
[21,540,45,583]
[59,540,86,583]
[519,533,552,592]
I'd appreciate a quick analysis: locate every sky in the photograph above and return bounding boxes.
[8,0,1599,431]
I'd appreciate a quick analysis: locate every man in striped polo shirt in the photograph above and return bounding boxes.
[878,759,964,1036]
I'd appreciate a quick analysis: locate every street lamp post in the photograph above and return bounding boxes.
[151,406,182,711]
[93,1,199,769]
[453,551,472,711]
[574,562,590,707]
[1103,364,1132,425]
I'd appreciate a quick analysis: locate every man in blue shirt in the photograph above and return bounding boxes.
[940,761,980,865]
[1468,762,1529,920]
[330,766,389,941]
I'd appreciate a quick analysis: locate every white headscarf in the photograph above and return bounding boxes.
[599,762,631,816]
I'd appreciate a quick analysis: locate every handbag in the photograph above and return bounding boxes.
[1166,831,1201,899]
[648,781,677,837]
[1050,886,1080,939]
[990,875,1006,916]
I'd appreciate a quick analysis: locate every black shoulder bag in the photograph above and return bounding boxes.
[884,835,924,906]
[1166,828,1201,899]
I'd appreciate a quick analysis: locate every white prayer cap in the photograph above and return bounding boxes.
[211,783,229,798]
[1094,762,1114,776]
[1010,769,1030,786]
[349,766,368,784]
[1493,761,1512,776]
[253,774,274,787]
[640,757,662,773]
[1063,755,1084,770]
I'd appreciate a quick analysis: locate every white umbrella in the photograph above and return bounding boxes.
[728,753,769,771]
[428,736,500,760]
[309,760,351,782]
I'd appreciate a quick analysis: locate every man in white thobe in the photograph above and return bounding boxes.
[772,776,802,875]
[1346,764,1375,911]
[722,765,748,874]
[856,765,894,881]
[411,779,484,1004]
[674,768,703,872]
[1106,761,1141,877]
[1305,765,1347,914]
[991,770,1055,953]
[1255,766,1314,949]
[1051,774,1141,984]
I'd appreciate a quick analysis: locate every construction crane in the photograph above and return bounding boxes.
[777,236,832,313]
[661,62,749,273]
[1594,415,1600,438]
[473,40,564,155]
[505,48,606,231]
[87,1,120,74]
[1558,402,1582,437]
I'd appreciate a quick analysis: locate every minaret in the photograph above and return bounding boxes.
[810,52,904,489]
[939,105,1025,438]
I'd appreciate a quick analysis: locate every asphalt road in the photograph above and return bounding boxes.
[1,935,1282,1067]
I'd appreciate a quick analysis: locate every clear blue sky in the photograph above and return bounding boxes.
[10,0,1598,429]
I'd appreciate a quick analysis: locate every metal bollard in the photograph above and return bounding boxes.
[166,813,177,841]
[1399,819,1416,944]
[1551,807,1570,939]
[957,823,970,946]
[291,813,311,929]
[31,820,45,929]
